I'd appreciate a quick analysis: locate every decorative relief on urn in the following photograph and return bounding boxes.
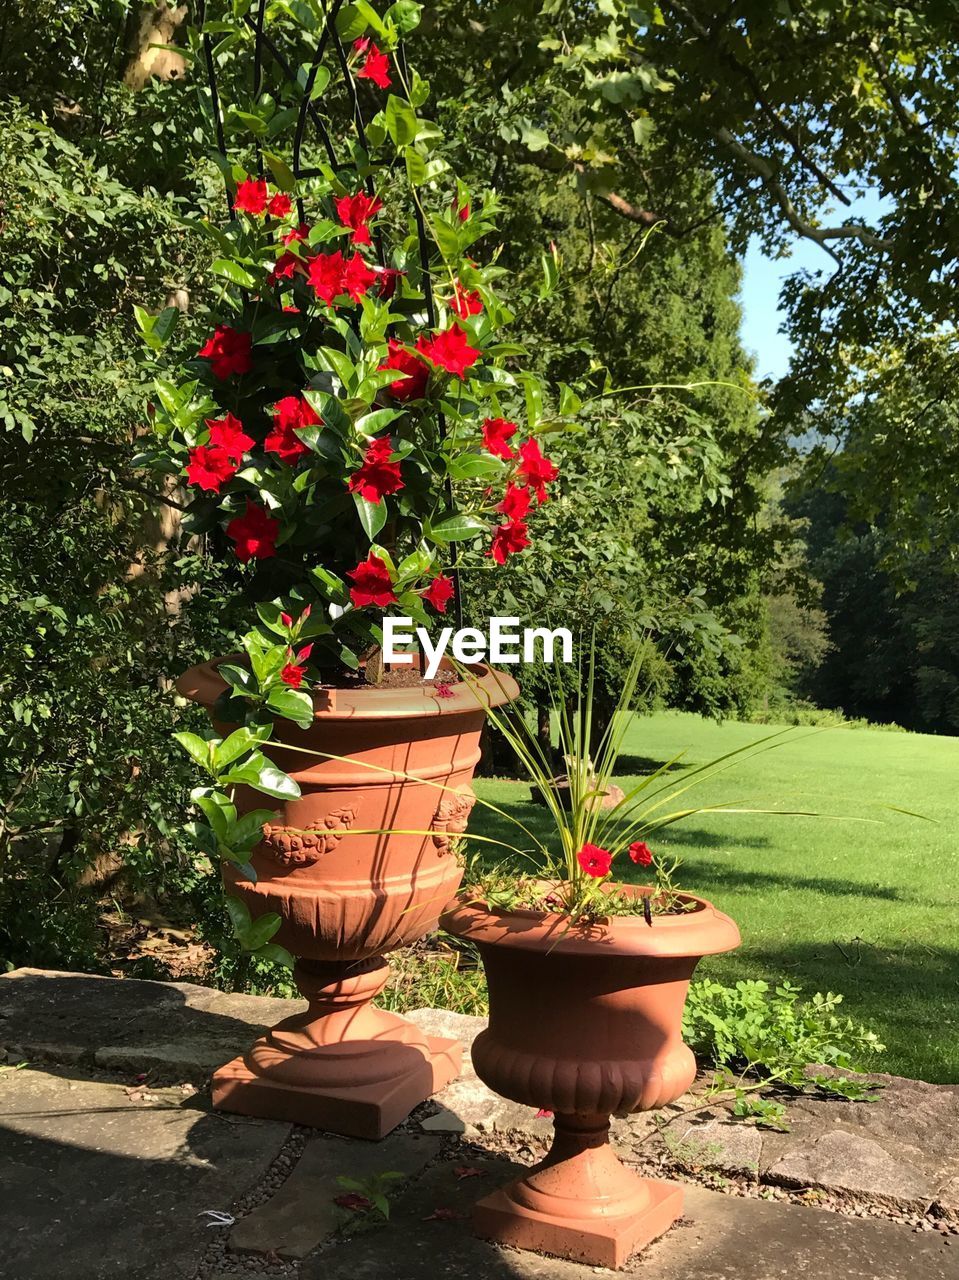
[261,807,357,866]
[430,785,476,855]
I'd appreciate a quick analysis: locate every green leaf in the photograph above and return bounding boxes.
[385,0,422,36]
[429,514,488,542]
[232,808,277,849]
[174,731,214,771]
[225,894,252,937]
[218,662,255,693]
[263,150,295,192]
[308,66,332,101]
[354,492,388,541]
[193,791,237,842]
[242,911,283,951]
[211,258,258,289]
[214,724,273,771]
[223,752,302,800]
[385,95,419,146]
[254,942,295,968]
[266,686,315,729]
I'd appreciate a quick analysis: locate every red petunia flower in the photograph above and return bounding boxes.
[628,841,653,867]
[198,325,252,379]
[267,191,292,218]
[423,574,455,613]
[488,518,530,565]
[206,411,254,462]
[379,340,429,401]
[354,40,391,89]
[283,223,310,245]
[185,444,237,493]
[348,436,404,504]
[226,501,279,562]
[482,416,517,460]
[415,324,480,380]
[497,482,532,521]
[348,553,396,608]
[577,843,612,878]
[335,191,383,246]
[517,436,559,504]
[234,176,268,215]
[281,662,306,688]
[451,282,482,320]
[265,395,320,464]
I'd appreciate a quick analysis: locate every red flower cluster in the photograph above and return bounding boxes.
[379,340,429,401]
[233,176,293,219]
[348,436,404,504]
[415,324,480,379]
[308,250,377,306]
[353,38,391,88]
[335,191,382,246]
[576,844,612,879]
[226,501,279,562]
[482,417,517,459]
[348,553,396,608]
[423,574,455,613]
[197,325,252,380]
[265,395,320,464]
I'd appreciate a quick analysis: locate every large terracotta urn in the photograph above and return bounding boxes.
[177,657,518,1138]
[441,885,739,1267]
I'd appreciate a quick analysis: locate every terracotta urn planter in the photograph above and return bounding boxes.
[177,657,518,1138]
[440,885,740,1267]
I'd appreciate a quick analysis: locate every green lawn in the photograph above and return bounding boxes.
[471,711,959,1084]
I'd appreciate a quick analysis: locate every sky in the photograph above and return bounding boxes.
[737,190,889,382]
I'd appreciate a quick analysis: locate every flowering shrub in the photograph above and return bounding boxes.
[134,2,563,965]
[137,1,560,681]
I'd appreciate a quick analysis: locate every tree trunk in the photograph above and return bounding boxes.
[121,2,188,90]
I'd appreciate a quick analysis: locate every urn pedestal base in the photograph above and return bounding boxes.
[472,1113,684,1269]
[211,956,461,1139]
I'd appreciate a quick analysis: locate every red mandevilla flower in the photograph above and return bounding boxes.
[185,444,236,493]
[628,841,654,867]
[283,223,310,245]
[348,436,404,504]
[281,662,306,688]
[226,501,279,562]
[197,325,252,379]
[423,574,455,613]
[577,844,613,878]
[488,518,530,565]
[372,265,404,299]
[497,482,532,521]
[517,436,559,503]
[415,324,480,379]
[342,251,377,301]
[347,553,397,608]
[233,176,268,215]
[451,282,483,320]
[270,251,302,282]
[267,192,292,218]
[308,250,377,306]
[335,191,383,246]
[379,340,430,401]
[482,416,517,460]
[265,395,320,464]
[206,412,254,463]
[354,40,391,88]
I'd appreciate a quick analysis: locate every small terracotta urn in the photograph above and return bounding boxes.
[177,657,517,1138]
[441,886,739,1267]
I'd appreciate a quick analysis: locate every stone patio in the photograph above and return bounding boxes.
[2,967,957,1278]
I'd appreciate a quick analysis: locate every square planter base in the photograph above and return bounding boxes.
[473,1177,684,1270]
[211,1034,461,1139]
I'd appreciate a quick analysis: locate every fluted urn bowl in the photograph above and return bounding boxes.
[177,656,518,1138]
[441,884,740,1268]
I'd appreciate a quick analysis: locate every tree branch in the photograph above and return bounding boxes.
[713,127,893,253]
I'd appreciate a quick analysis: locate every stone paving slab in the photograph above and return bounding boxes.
[298,1157,956,1279]
[0,1064,290,1280]
[0,967,306,1080]
[229,1130,441,1259]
